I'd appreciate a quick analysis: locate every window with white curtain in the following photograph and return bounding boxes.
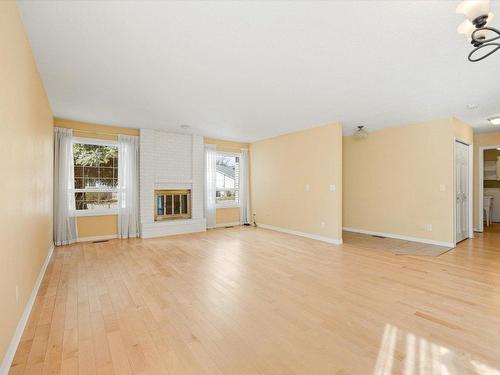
[72,138,119,215]
[216,152,240,207]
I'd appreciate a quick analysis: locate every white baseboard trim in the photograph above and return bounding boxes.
[342,227,455,248]
[0,243,54,375]
[258,223,343,245]
[215,221,241,228]
[77,234,118,243]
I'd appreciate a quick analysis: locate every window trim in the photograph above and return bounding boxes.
[216,200,240,209]
[215,151,240,208]
[72,208,119,217]
[71,137,119,216]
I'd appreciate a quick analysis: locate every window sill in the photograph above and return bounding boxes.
[216,203,240,209]
[72,209,118,217]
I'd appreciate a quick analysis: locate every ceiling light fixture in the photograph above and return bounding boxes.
[488,116,500,125]
[180,124,190,130]
[456,0,500,62]
[353,126,368,139]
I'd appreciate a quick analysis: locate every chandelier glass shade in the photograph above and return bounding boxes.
[456,0,500,62]
[456,0,490,22]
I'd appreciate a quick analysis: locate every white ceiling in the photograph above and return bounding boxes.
[17,0,500,142]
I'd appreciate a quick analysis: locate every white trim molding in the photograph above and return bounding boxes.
[453,138,474,245]
[342,227,455,248]
[0,244,54,375]
[258,223,343,245]
[141,218,206,238]
[77,234,119,243]
[214,221,241,228]
[216,202,240,209]
[72,209,118,217]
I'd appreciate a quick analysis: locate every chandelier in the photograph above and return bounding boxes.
[456,0,500,62]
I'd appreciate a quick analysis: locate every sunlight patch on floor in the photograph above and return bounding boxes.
[374,324,499,375]
[471,361,500,375]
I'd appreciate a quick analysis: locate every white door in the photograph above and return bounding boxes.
[455,141,469,243]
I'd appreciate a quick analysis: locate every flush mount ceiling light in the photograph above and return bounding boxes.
[353,126,368,139]
[488,116,500,125]
[180,124,190,130]
[456,0,500,62]
[467,103,480,109]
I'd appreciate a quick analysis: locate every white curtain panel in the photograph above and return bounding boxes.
[497,156,500,181]
[239,148,251,224]
[205,144,217,228]
[54,127,78,245]
[118,135,140,239]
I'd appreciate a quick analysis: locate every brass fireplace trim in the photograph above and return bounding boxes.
[154,189,191,221]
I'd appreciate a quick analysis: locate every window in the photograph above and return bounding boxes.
[73,139,119,215]
[216,153,239,206]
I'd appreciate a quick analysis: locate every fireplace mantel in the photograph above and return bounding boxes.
[154,182,192,190]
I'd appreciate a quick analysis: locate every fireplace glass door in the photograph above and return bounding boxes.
[155,190,191,220]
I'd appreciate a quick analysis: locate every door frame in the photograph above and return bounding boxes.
[478,144,500,232]
[454,139,474,245]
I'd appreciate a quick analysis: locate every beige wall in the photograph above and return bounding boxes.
[0,2,53,363]
[216,208,240,225]
[453,117,474,143]
[343,117,473,245]
[54,118,139,238]
[250,124,343,241]
[77,215,118,238]
[55,118,139,139]
[204,138,248,153]
[473,131,500,229]
[204,138,249,225]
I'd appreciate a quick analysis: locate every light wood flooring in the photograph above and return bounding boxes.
[9,225,500,374]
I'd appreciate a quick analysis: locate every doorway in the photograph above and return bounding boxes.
[478,145,500,232]
[455,141,471,243]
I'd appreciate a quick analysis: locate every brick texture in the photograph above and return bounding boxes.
[139,129,205,233]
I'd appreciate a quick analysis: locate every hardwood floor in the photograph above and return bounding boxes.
[483,222,500,235]
[9,225,500,374]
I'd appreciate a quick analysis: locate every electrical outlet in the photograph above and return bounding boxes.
[329,184,336,192]
[439,184,446,192]
[305,184,310,192]
[424,224,433,232]
[320,222,326,228]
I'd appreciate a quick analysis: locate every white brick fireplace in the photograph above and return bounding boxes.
[139,129,206,238]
